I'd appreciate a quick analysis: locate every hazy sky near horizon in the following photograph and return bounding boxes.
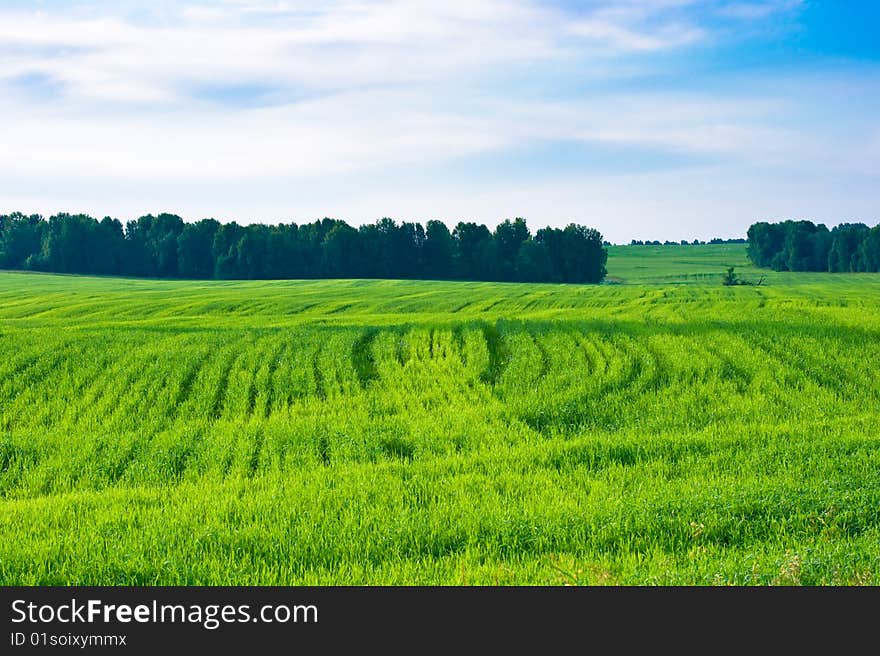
[1,0,878,242]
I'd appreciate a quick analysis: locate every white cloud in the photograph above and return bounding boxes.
[0,3,554,105]
[564,19,704,52]
[0,0,875,239]
[0,1,721,107]
[717,0,803,20]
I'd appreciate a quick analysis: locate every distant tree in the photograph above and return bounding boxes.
[235,224,270,279]
[746,219,880,272]
[748,220,810,271]
[91,216,126,275]
[494,218,530,280]
[536,227,565,283]
[452,222,494,280]
[267,224,301,278]
[855,225,880,273]
[150,213,185,277]
[395,221,426,279]
[423,220,454,279]
[746,221,785,270]
[120,213,185,277]
[212,221,246,279]
[123,216,151,276]
[42,213,96,274]
[178,219,220,278]
[534,224,606,283]
[323,223,361,278]
[0,211,611,284]
[561,224,607,283]
[722,266,764,286]
[0,212,45,269]
[780,221,829,272]
[264,227,285,278]
[515,239,551,282]
[828,223,869,272]
[297,219,341,278]
[357,218,396,278]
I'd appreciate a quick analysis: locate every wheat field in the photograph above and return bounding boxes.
[1,245,879,584]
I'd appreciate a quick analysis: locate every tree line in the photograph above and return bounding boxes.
[746,220,880,272]
[0,213,608,283]
[629,238,747,246]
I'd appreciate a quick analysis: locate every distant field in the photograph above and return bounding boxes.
[2,245,880,585]
[606,243,754,283]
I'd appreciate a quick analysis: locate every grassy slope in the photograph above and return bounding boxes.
[1,244,879,585]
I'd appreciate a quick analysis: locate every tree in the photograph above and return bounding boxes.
[494,218,530,281]
[0,213,45,269]
[234,224,270,279]
[42,213,96,274]
[122,213,186,277]
[559,224,607,283]
[212,222,246,278]
[323,223,361,278]
[828,223,869,272]
[423,220,454,280]
[91,216,125,275]
[779,221,829,272]
[453,221,498,280]
[178,219,220,278]
[747,222,786,268]
[150,213,185,277]
[576,224,607,282]
[395,221,426,279]
[515,239,551,282]
[534,224,607,283]
[855,225,880,273]
[0,212,610,284]
[264,224,297,279]
[357,219,395,279]
[123,216,152,276]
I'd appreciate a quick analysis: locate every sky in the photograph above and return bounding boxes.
[1,0,878,243]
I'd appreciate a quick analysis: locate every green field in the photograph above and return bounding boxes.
[2,244,880,585]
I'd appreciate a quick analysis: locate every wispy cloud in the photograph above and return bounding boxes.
[0,0,875,239]
[0,0,778,107]
[717,0,803,20]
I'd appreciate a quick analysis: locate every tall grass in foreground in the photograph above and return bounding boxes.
[1,247,879,584]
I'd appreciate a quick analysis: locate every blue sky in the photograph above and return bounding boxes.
[1,0,877,242]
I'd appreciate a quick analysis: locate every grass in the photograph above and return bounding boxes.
[1,244,879,585]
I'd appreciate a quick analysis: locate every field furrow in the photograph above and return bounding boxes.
[2,259,880,584]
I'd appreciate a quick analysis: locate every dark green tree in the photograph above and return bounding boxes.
[828,223,869,272]
[323,223,361,278]
[1,212,611,284]
[494,217,530,280]
[177,219,220,278]
[42,213,96,274]
[395,221,426,279]
[91,216,126,275]
[515,239,551,282]
[212,221,246,278]
[747,222,786,268]
[855,225,880,272]
[777,220,830,272]
[0,212,45,269]
[452,221,493,280]
[423,220,454,280]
